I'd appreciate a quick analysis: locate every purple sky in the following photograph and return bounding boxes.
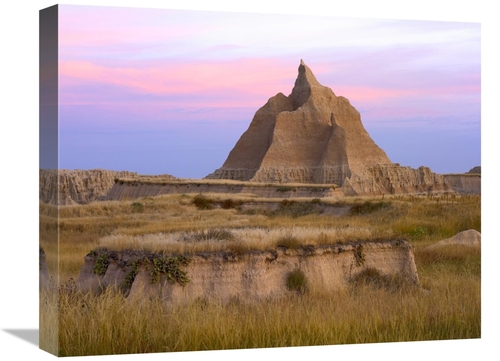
[56,5,480,178]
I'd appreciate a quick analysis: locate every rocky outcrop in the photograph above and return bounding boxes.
[425,229,481,249]
[443,174,481,194]
[206,60,452,196]
[77,240,419,304]
[39,169,140,205]
[339,164,452,196]
[467,166,481,174]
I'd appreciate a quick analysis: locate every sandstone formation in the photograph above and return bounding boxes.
[467,166,481,174]
[77,240,419,304]
[426,229,481,250]
[39,169,140,205]
[206,60,452,196]
[443,173,481,194]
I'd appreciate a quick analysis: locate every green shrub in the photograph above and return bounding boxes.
[286,269,308,293]
[93,253,110,276]
[150,255,191,285]
[120,261,140,293]
[131,202,144,213]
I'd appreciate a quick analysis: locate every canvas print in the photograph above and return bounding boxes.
[39,4,481,357]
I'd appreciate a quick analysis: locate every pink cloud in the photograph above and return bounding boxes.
[59,57,297,108]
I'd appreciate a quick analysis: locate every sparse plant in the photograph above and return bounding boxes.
[149,255,191,285]
[131,202,144,213]
[121,260,140,292]
[349,201,391,216]
[192,194,214,210]
[276,232,301,249]
[93,253,110,276]
[181,228,234,242]
[409,225,429,240]
[354,244,365,266]
[286,269,308,293]
[272,199,320,218]
[220,198,242,209]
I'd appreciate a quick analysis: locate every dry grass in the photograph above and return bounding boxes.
[40,193,480,280]
[43,242,480,355]
[39,192,480,356]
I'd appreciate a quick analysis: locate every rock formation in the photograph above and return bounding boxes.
[425,229,481,249]
[77,240,419,303]
[39,169,140,205]
[206,60,452,196]
[467,166,481,174]
[443,173,481,194]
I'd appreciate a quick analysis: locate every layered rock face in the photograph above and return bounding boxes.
[39,169,139,205]
[206,60,452,195]
[77,240,419,304]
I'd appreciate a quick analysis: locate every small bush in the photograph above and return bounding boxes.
[349,201,391,216]
[220,198,242,209]
[311,198,321,204]
[286,269,308,293]
[276,186,296,193]
[276,232,301,249]
[120,261,140,293]
[131,202,144,213]
[150,255,191,285]
[93,253,110,276]
[192,194,214,210]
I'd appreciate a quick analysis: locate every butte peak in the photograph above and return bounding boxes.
[290,59,323,110]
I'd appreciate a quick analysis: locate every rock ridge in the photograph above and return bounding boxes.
[39,169,140,205]
[77,239,420,304]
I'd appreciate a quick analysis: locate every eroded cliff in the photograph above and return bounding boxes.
[39,169,140,205]
[77,240,419,304]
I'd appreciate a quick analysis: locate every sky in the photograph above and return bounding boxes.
[53,4,481,178]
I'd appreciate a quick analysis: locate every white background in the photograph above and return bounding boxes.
[1,1,496,360]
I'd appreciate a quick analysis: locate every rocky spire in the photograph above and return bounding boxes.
[289,59,322,110]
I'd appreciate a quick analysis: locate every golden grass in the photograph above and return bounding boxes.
[40,193,480,280]
[46,243,480,356]
[39,192,480,356]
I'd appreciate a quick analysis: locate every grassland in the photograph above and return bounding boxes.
[39,192,480,356]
